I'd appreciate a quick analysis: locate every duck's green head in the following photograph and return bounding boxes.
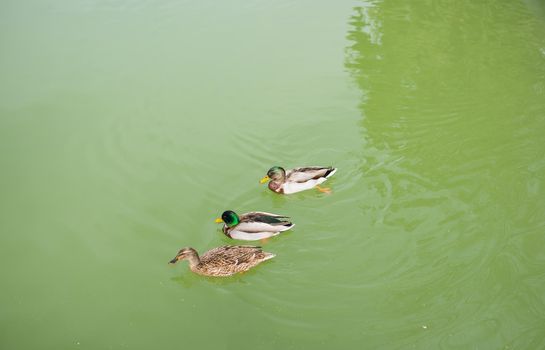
[260,166,286,183]
[214,210,240,227]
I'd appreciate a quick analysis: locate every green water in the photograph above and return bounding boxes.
[2,0,545,348]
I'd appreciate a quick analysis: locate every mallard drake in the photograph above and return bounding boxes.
[259,166,337,194]
[168,245,275,277]
[214,210,294,240]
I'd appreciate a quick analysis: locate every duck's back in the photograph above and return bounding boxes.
[287,166,335,182]
[195,245,275,276]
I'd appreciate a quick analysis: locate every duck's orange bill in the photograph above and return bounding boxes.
[214,218,223,223]
[259,175,270,184]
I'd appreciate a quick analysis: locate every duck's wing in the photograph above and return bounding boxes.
[241,211,292,225]
[230,212,294,238]
[201,245,274,266]
[286,166,336,183]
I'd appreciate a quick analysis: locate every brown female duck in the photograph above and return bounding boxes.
[169,245,275,277]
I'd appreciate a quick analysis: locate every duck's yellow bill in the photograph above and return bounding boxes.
[259,175,270,184]
[214,218,223,223]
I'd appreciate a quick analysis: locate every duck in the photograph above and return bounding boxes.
[215,210,294,240]
[259,166,337,194]
[168,245,275,277]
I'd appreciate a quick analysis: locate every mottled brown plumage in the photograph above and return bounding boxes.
[169,245,275,277]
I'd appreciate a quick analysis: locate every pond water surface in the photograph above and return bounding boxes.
[2,1,545,349]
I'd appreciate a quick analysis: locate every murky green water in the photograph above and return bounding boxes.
[2,1,545,349]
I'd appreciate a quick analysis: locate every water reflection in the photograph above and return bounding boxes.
[345,0,545,347]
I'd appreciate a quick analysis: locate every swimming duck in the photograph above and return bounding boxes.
[259,166,337,194]
[168,245,275,277]
[215,210,294,240]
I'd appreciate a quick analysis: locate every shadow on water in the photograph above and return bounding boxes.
[170,272,253,288]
